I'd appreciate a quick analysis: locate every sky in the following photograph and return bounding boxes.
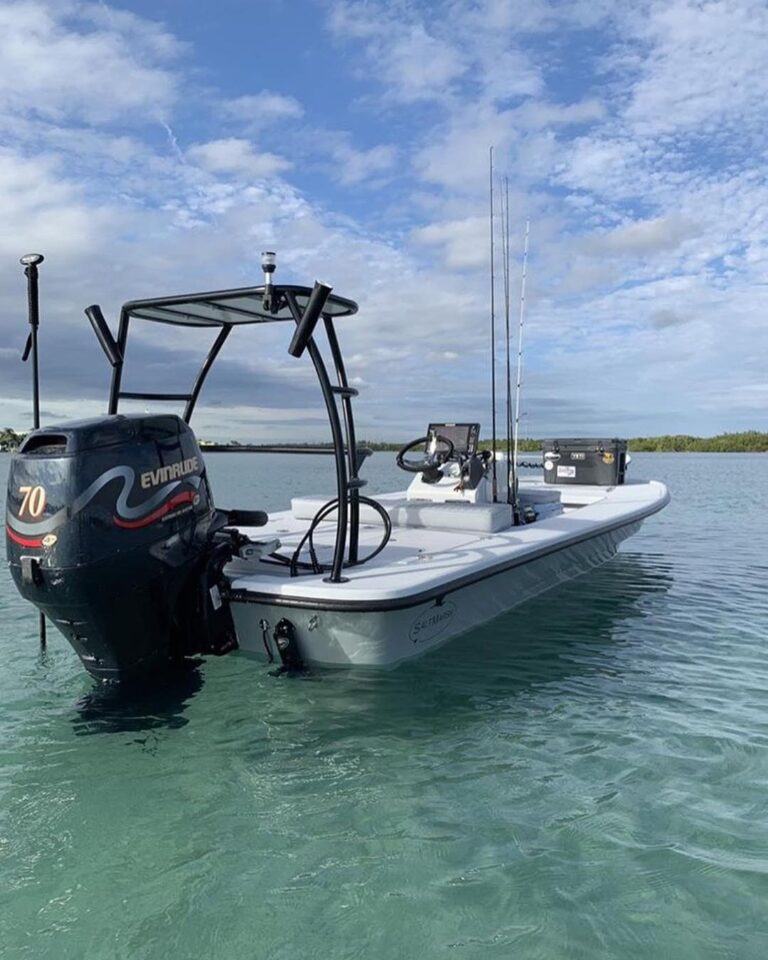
[1,0,766,442]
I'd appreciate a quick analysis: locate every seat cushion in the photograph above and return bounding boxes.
[291,495,513,534]
[517,483,562,505]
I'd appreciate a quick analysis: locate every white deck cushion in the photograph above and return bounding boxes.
[291,494,515,534]
[516,483,562,504]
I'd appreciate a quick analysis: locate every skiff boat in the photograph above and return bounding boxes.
[6,255,670,681]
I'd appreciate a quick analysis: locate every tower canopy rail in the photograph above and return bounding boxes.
[107,283,359,420]
[121,284,357,328]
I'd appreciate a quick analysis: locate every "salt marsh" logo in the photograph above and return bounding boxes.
[409,601,457,644]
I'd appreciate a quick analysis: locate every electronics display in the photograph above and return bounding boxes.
[426,422,480,458]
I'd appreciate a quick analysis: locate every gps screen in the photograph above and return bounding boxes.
[426,422,480,457]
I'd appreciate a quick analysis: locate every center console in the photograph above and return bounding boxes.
[406,422,491,503]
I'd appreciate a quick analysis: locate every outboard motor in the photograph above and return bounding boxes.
[5,414,243,682]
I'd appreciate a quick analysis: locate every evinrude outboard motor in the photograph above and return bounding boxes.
[6,414,245,682]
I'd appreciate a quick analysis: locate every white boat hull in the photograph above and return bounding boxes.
[230,507,648,668]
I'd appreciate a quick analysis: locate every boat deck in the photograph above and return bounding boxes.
[227,480,670,605]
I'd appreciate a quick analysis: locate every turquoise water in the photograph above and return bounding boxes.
[1,452,766,959]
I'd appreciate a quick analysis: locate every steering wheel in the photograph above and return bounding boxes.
[396,434,455,474]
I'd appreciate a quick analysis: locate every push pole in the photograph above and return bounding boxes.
[20,253,46,648]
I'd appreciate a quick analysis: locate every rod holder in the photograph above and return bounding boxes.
[287,281,332,358]
[85,305,123,367]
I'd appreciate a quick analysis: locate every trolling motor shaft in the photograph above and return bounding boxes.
[20,254,44,431]
[19,253,46,647]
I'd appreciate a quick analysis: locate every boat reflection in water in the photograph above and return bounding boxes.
[237,551,675,746]
[72,660,205,738]
[68,552,671,738]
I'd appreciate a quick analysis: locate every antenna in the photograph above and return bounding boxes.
[488,147,498,501]
[19,252,47,648]
[512,219,531,526]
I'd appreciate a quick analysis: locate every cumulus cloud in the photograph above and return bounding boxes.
[512,99,606,129]
[0,1,180,123]
[222,92,304,126]
[412,216,488,269]
[186,139,291,178]
[623,0,768,138]
[0,147,115,261]
[329,142,397,185]
[651,309,689,329]
[328,1,467,102]
[581,216,696,258]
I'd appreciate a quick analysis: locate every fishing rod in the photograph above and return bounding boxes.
[488,147,498,502]
[500,176,517,520]
[511,219,531,526]
[19,252,47,648]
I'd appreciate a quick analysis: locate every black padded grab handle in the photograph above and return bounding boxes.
[287,281,332,358]
[85,305,123,367]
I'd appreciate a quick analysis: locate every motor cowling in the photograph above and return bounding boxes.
[5,413,238,682]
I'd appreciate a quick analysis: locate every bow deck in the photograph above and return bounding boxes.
[228,479,670,610]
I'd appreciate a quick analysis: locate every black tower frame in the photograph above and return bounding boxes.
[87,283,367,583]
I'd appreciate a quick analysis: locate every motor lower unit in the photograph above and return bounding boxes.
[5,414,255,682]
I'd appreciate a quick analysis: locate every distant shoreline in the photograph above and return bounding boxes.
[199,432,768,455]
[2,429,766,454]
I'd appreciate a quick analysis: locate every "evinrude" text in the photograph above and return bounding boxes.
[141,457,199,489]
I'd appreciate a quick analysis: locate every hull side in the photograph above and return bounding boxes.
[230,518,642,668]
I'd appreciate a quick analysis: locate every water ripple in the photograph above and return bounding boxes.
[2,453,768,959]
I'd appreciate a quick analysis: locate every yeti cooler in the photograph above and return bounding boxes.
[542,438,628,485]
